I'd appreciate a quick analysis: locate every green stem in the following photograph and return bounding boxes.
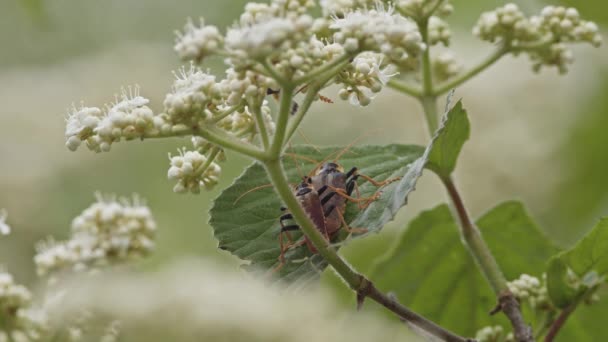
[433,44,509,96]
[420,95,439,134]
[442,177,507,293]
[442,176,532,342]
[419,18,434,97]
[210,104,243,124]
[195,146,221,174]
[251,101,271,150]
[261,59,289,86]
[293,54,352,86]
[264,159,471,342]
[269,85,295,157]
[387,79,422,98]
[163,125,267,160]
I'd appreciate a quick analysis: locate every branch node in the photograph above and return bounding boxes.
[356,276,373,310]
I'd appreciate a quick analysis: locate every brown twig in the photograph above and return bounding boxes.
[358,277,476,342]
[544,304,576,342]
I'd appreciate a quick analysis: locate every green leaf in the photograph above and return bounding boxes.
[210,144,425,283]
[546,257,577,308]
[546,218,608,308]
[425,100,470,178]
[370,201,556,336]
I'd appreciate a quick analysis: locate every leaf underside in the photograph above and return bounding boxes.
[209,144,425,284]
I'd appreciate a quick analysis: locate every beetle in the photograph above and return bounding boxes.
[274,161,399,272]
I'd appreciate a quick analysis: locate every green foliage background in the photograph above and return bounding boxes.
[0,0,607,340]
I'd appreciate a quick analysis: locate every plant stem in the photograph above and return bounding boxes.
[433,44,508,96]
[293,54,351,86]
[251,101,271,150]
[387,79,422,98]
[420,95,439,134]
[544,304,577,342]
[415,16,531,341]
[269,85,295,158]
[442,176,532,342]
[543,286,598,342]
[419,18,434,97]
[263,159,472,342]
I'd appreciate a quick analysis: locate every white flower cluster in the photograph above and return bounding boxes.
[474,325,513,342]
[162,64,225,129]
[0,272,48,341]
[337,52,396,106]
[175,18,223,62]
[473,3,602,73]
[0,209,10,235]
[397,0,453,18]
[507,273,550,310]
[65,87,157,153]
[168,148,222,194]
[319,0,376,17]
[34,194,156,277]
[428,16,451,46]
[432,51,461,82]
[331,4,426,70]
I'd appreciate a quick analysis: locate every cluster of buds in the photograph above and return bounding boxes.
[168,148,222,194]
[65,87,157,153]
[34,194,156,277]
[0,271,48,341]
[428,16,451,46]
[473,3,602,73]
[337,52,396,106]
[507,274,551,311]
[0,209,10,235]
[396,0,453,19]
[174,18,223,62]
[475,325,513,342]
[331,4,426,70]
[432,51,461,82]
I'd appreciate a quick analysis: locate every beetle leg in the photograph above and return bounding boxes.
[336,207,368,236]
[327,186,381,209]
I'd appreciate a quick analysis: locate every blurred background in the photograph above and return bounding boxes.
[0,0,607,334]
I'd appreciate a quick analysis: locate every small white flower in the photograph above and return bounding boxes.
[174,18,223,62]
[331,4,425,69]
[0,209,10,235]
[168,149,222,194]
[64,105,104,151]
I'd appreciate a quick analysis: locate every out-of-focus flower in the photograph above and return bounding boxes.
[34,193,156,277]
[0,271,48,340]
[473,3,602,73]
[432,51,462,82]
[174,18,223,62]
[48,261,415,342]
[0,209,10,235]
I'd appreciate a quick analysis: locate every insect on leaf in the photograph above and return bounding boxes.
[209,144,425,284]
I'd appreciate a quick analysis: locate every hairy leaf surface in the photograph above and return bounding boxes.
[210,144,425,283]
